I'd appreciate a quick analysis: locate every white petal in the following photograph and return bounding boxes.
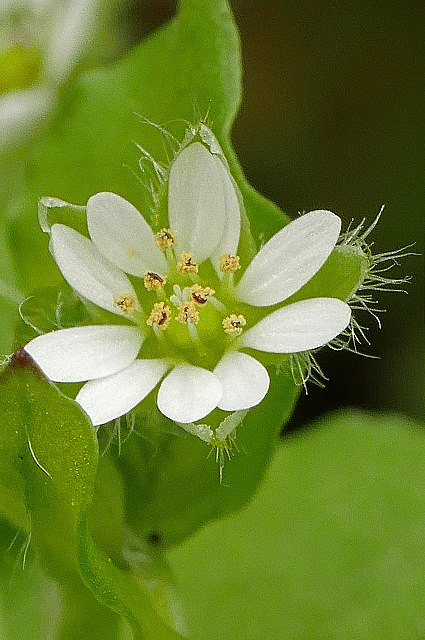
[241,298,351,353]
[157,364,223,423]
[214,352,270,411]
[51,224,140,317]
[235,210,341,306]
[76,359,168,426]
[210,161,241,272]
[25,325,142,382]
[168,142,227,263]
[87,192,167,276]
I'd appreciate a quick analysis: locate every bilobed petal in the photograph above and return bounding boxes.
[157,364,223,423]
[210,161,241,273]
[168,142,227,263]
[235,210,341,306]
[214,351,270,411]
[25,325,142,382]
[241,298,351,353]
[87,192,166,276]
[76,359,168,426]
[51,224,140,317]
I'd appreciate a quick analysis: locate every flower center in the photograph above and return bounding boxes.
[132,233,249,368]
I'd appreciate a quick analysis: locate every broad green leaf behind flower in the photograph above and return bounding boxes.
[168,411,425,640]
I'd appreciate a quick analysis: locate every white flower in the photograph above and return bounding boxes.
[25,142,351,426]
[0,0,98,151]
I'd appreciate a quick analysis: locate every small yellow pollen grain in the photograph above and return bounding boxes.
[177,251,198,274]
[146,302,171,329]
[156,228,176,250]
[143,271,166,290]
[222,314,246,336]
[127,247,137,258]
[189,284,215,305]
[219,254,240,273]
[114,294,136,314]
[176,300,200,325]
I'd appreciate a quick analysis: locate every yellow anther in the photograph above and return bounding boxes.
[143,271,166,290]
[219,254,240,273]
[146,302,171,329]
[222,314,246,336]
[177,251,198,273]
[189,284,215,305]
[176,300,200,325]
[177,251,198,274]
[156,228,176,250]
[114,294,136,314]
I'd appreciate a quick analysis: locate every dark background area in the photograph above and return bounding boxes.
[123,0,424,427]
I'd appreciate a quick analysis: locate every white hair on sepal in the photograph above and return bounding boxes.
[177,410,248,482]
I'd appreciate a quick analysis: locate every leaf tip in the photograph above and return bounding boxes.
[8,346,45,376]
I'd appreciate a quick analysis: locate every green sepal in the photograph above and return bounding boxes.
[288,244,368,304]
[38,197,88,236]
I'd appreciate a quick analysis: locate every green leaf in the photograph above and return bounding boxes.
[0,517,58,640]
[168,411,425,640]
[0,351,185,639]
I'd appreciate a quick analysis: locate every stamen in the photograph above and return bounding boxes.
[219,254,240,273]
[222,314,246,336]
[177,252,198,274]
[156,228,176,250]
[176,300,200,325]
[146,302,171,329]
[143,271,166,290]
[114,294,136,314]
[189,284,215,305]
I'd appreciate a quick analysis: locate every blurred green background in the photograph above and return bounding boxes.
[128,0,424,425]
